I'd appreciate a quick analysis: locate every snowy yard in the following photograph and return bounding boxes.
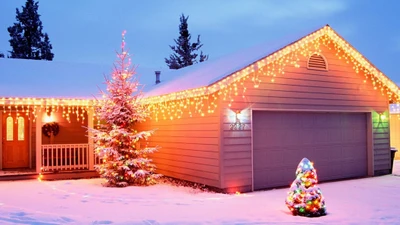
[1,162,400,225]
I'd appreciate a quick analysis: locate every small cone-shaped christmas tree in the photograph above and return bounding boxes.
[90,30,161,187]
[285,158,327,217]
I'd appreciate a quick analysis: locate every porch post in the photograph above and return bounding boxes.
[87,108,94,170]
[35,111,42,173]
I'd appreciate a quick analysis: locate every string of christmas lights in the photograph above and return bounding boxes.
[142,26,400,121]
[286,158,327,217]
[1,26,399,123]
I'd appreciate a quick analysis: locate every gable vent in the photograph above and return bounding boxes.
[307,54,328,71]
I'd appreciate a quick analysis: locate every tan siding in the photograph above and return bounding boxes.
[390,114,400,159]
[154,158,218,174]
[221,43,391,191]
[374,163,391,171]
[372,110,391,173]
[374,138,390,145]
[153,142,219,152]
[42,112,88,144]
[136,100,221,188]
[224,158,252,167]
[150,136,219,145]
[224,137,251,145]
[224,144,251,152]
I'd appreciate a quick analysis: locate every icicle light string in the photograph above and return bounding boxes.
[142,26,400,120]
[0,26,399,122]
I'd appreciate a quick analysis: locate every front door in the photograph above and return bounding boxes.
[2,112,29,168]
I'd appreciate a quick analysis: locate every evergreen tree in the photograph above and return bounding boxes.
[40,33,53,60]
[165,14,208,69]
[285,158,327,217]
[7,0,54,60]
[0,52,4,58]
[90,31,161,187]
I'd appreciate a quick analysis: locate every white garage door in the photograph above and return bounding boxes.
[253,111,368,190]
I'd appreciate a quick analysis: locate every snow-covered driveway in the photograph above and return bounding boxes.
[1,163,400,225]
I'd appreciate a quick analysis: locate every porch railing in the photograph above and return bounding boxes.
[41,144,89,171]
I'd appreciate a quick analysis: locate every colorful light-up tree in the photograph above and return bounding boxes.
[90,31,161,187]
[285,158,327,217]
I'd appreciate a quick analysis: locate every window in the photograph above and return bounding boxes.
[18,117,24,141]
[307,54,328,71]
[6,116,13,141]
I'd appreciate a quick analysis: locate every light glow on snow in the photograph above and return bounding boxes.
[0,170,400,224]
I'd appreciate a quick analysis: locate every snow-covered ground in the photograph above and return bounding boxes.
[1,161,400,225]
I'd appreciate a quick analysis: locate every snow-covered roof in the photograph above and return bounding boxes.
[1,25,399,106]
[0,58,163,99]
[0,26,330,100]
[144,26,321,98]
[143,25,400,105]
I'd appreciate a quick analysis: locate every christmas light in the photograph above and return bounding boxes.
[88,30,161,187]
[2,26,399,123]
[142,25,400,120]
[286,158,327,217]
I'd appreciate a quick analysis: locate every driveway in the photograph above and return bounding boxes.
[0,162,399,224]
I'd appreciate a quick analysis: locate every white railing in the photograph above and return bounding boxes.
[41,144,89,171]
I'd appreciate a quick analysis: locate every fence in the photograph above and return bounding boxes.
[41,144,89,171]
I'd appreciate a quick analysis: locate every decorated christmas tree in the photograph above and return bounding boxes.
[90,31,161,187]
[285,158,327,217]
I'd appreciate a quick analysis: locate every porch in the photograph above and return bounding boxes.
[0,143,100,181]
[0,105,100,181]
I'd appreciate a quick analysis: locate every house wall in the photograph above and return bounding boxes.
[136,100,221,188]
[41,111,88,145]
[390,114,400,160]
[221,43,390,192]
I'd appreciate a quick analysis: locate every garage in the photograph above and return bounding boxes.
[252,111,368,190]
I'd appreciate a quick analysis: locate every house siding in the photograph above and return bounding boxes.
[42,112,88,145]
[136,102,221,188]
[390,114,400,160]
[221,43,390,192]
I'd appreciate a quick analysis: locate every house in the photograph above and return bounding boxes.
[0,25,399,193]
[0,60,106,179]
[137,24,400,192]
[0,59,166,179]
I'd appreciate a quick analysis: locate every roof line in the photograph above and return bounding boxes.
[206,25,327,89]
[326,27,399,97]
[142,25,400,104]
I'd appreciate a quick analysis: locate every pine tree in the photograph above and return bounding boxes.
[40,33,53,60]
[90,31,161,187]
[0,52,4,58]
[7,0,54,60]
[165,14,208,69]
[285,158,327,217]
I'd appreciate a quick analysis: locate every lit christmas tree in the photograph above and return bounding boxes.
[90,30,161,187]
[285,158,327,217]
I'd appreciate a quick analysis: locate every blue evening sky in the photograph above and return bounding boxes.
[1,0,399,82]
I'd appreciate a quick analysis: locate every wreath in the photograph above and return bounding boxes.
[42,122,60,137]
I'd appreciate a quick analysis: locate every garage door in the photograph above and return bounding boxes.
[253,111,368,190]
